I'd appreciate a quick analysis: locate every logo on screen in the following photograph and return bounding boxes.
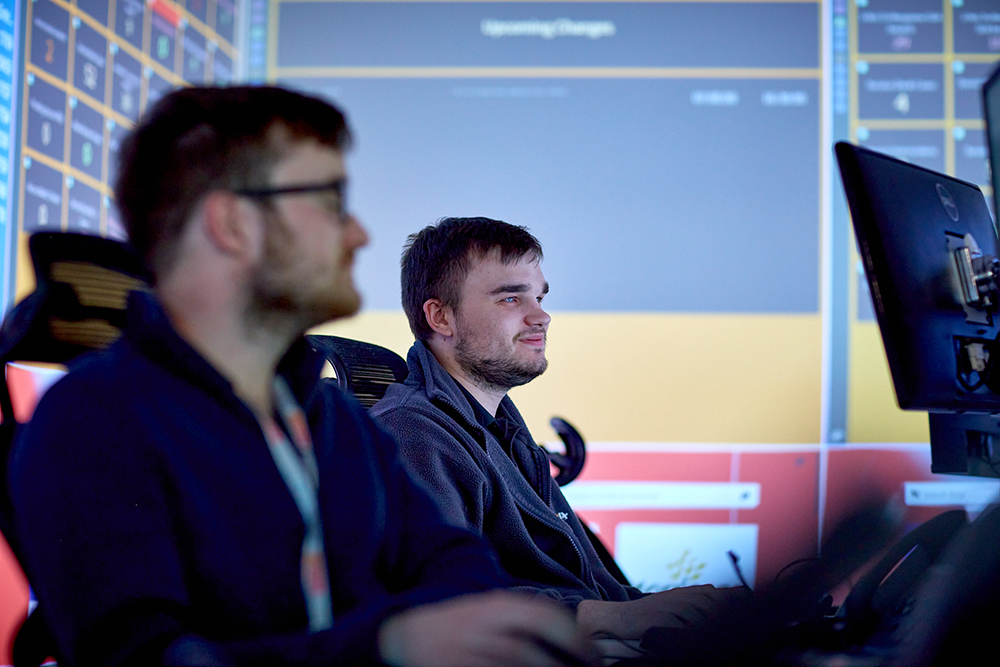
[936,184,960,222]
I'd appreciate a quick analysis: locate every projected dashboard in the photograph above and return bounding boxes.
[1,0,997,444]
[836,0,1000,326]
[14,0,238,253]
[268,1,822,313]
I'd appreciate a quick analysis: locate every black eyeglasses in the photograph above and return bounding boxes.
[235,179,348,219]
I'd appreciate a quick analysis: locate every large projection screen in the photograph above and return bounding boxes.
[272,2,821,316]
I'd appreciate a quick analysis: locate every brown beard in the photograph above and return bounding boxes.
[455,331,548,393]
[247,209,360,330]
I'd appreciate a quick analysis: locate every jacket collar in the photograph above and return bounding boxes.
[404,340,528,443]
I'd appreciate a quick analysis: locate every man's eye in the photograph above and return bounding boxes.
[314,192,345,216]
[504,296,517,303]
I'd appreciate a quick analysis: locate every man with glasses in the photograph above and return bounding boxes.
[8,87,595,667]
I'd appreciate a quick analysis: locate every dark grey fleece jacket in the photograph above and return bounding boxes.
[370,340,644,608]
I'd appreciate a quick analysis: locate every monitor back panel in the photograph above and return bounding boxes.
[836,142,1000,411]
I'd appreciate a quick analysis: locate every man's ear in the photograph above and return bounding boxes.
[200,190,261,261]
[422,299,455,339]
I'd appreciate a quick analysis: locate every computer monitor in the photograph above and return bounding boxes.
[924,62,1000,478]
[835,142,1000,415]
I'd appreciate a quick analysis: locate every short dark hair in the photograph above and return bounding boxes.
[401,217,543,341]
[114,85,352,282]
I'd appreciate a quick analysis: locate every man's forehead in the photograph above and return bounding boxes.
[270,138,346,183]
[465,249,545,287]
[471,247,540,269]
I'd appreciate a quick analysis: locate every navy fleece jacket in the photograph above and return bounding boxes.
[8,293,503,667]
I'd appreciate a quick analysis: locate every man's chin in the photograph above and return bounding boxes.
[519,352,547,376]
[325,294,362,322]
[302,290,362,327]
[503,360,548,388]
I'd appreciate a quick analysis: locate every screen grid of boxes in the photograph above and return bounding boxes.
[19,0,238,240]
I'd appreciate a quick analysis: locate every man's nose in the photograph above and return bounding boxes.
[526,301,551,328]
[345,214,370,249]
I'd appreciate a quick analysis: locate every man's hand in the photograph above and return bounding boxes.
[577,585,732,639]
[379,590,600,667]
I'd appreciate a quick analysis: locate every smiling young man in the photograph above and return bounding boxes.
[8,90,595,667]
[371,217,724,641]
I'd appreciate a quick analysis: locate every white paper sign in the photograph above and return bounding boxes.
[614,522,759,592]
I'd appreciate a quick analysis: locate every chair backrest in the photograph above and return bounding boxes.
[0,232,150,439]
[0,232,150,666]
[1,230,150,452]
[305,334,594,486]
[305,334,409,408]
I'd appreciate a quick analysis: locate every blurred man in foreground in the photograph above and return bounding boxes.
[8,88,595,667]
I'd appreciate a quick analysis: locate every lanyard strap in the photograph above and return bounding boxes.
[259,377,333,632]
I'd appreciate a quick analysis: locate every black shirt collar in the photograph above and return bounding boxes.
[456,381,497,431]
[455,381,524,450]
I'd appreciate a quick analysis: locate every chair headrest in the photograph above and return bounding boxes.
[0,232,151,365]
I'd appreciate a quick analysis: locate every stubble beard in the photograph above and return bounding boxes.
[455,331,548,394]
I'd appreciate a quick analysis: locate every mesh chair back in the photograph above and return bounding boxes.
[1,232,149,431]
[306,334,409,408]
[0,232,149,362]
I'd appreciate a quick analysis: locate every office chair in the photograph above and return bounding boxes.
[305,334,630,585]
[0,232,150,667]
[0,231,150,516]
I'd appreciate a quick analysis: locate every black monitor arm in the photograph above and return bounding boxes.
[954,242,1000,311]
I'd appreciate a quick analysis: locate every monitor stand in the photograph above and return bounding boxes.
[929,412,1000,479]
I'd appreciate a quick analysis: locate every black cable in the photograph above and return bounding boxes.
[771,557,821,584]
[958,370,986,391]
[727,550,751,589]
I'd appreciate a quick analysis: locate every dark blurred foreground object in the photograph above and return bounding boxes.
[626,500,903,667]
[837,508,968,648]
[890,503,1000,667]
[620,499,1000,667]
[0,232,150,666]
